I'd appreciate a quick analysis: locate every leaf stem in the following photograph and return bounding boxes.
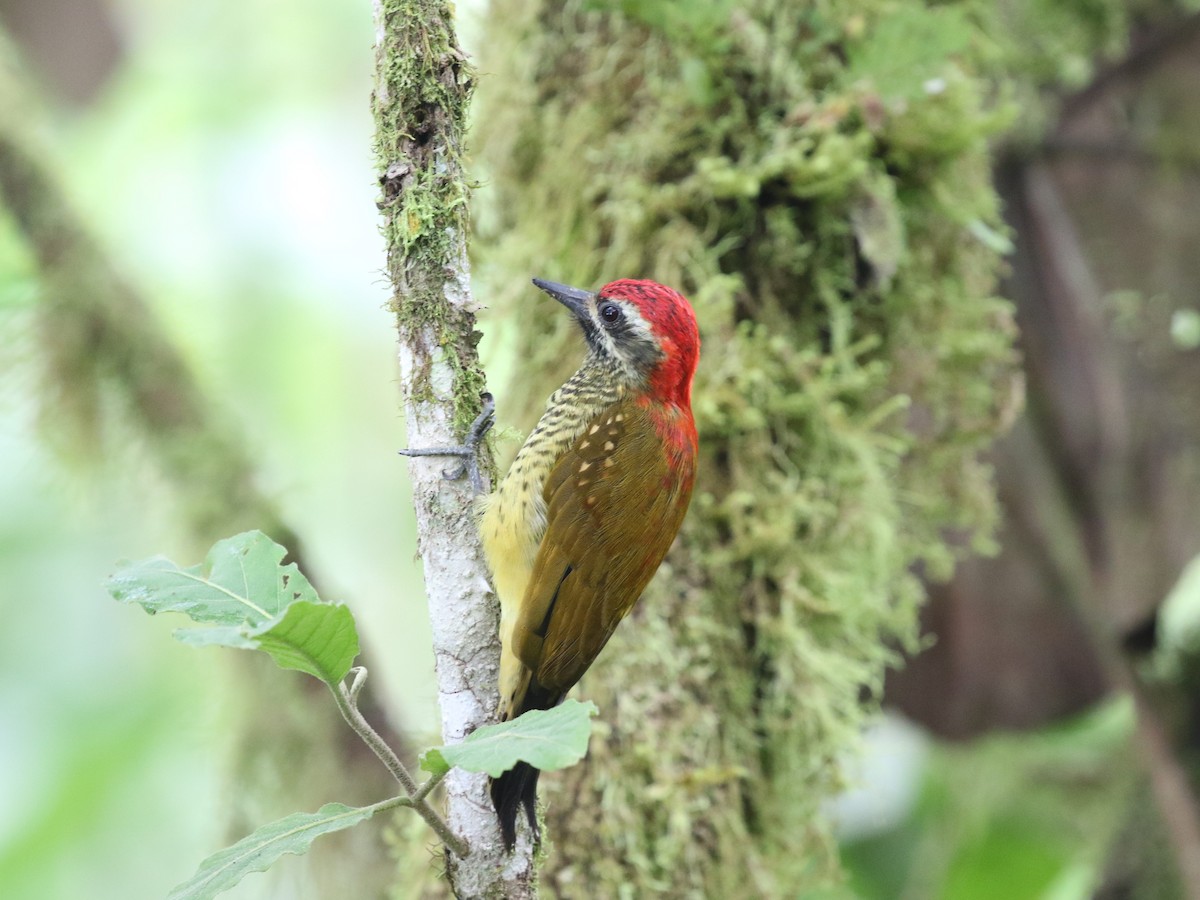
[330,675,470,857]
[348,665,368,705]
[371,794,414,812]
[413,769,447,803]
[331,678,416,791]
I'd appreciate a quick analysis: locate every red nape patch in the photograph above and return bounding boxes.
[641,397,699,459]
[600,279,700,409]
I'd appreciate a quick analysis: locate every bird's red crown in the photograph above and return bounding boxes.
[599,278,700,409]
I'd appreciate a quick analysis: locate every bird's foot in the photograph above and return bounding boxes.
[399,393,495,493]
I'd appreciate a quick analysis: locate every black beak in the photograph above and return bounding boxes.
[532,278,595,324]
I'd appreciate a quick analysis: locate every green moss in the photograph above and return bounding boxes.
[373,0,488,440]
[469,0,1020,894]
[463,0,1198,892]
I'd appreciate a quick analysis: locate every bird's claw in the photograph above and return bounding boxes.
[399,393,495,494]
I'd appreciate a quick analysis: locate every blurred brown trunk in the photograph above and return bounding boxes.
[884,16,1200,897]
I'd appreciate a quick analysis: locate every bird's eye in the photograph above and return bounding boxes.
[599,302,623,327]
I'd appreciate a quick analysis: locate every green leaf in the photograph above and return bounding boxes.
[108,531,359,684]
[250,601,359,684]
[108,531,317,627]
[172,624,258,650]
[420,749,452,777]
[167,801,386,900]
[421,700,598,778]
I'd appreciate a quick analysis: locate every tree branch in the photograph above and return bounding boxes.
[331,673,468,858]
[372,1,534,895]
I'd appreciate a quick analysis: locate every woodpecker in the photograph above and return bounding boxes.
[481,277,700,849]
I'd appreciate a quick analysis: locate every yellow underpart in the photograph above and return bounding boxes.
[480,460,546,716]
[481,362,624,719]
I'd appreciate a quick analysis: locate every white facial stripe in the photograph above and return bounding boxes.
[592,300,658,381]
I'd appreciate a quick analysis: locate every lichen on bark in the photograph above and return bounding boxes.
[375,0,490,442]
[373,1,533,896]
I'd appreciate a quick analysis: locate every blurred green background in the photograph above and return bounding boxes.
[0,1,448,896]
[2,1,1199,898]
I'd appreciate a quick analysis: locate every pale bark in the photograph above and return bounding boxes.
[372,1,535,895]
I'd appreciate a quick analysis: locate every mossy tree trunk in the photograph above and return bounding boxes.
[471,1,1019,895]
[371,2,534,896]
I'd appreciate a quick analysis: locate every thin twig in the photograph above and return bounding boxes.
[330,675,470,858]
[414,770,448,803]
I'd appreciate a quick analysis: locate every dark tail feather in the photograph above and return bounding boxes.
[490,761,542,850]
[491,677,560,849]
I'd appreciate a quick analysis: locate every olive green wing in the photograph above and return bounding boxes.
[511,400,696,698]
